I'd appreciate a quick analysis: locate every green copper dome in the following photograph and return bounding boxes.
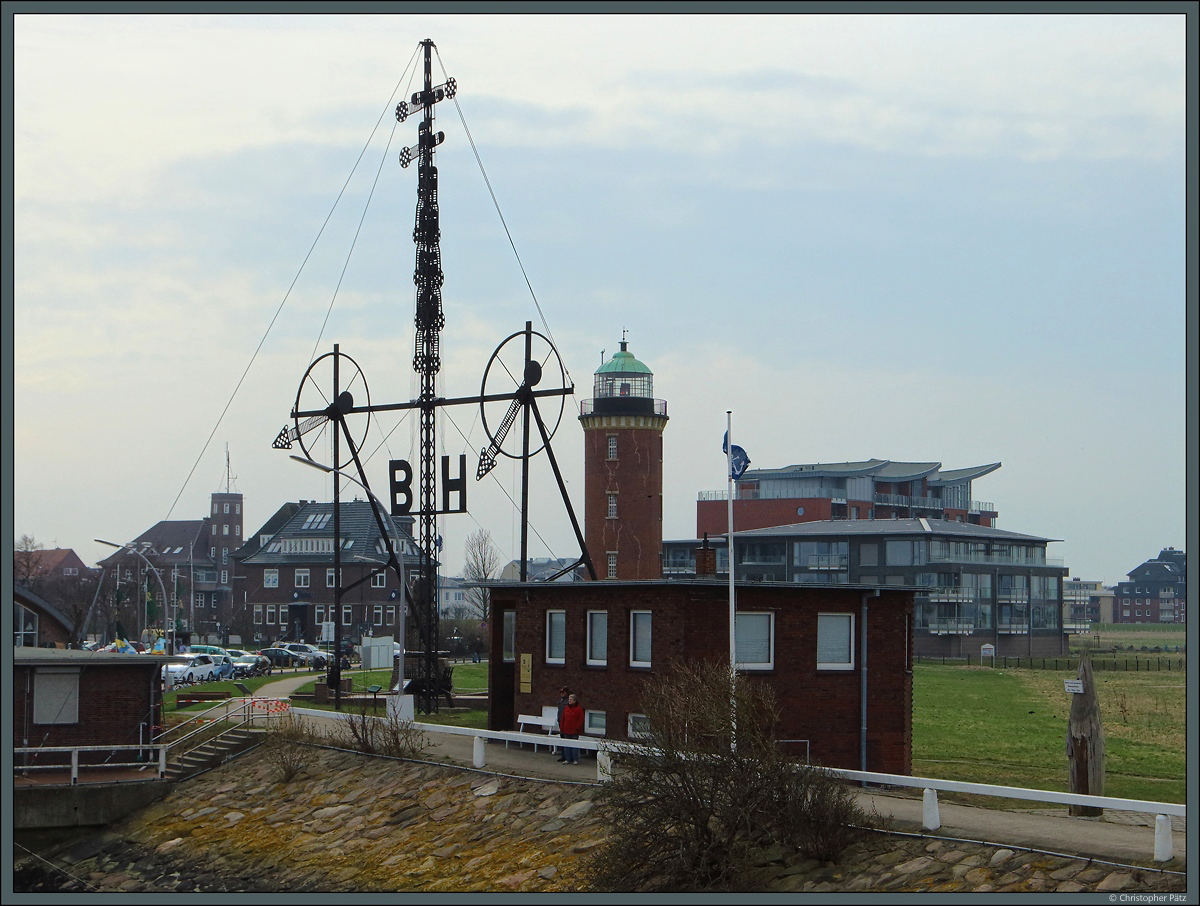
[595,344,653,376]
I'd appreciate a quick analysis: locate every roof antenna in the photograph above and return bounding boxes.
[620,327,628,352]
[225,443,238,493]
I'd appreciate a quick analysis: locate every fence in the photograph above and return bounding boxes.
[914,654,1186,672]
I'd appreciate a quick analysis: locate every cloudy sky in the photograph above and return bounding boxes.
[11,11,1189,585]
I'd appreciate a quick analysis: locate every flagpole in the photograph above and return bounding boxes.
[726,410,736,753]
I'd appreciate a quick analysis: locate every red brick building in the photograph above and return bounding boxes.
[579,336,668,580]
[13,648,166,767]
[488,579,913,774]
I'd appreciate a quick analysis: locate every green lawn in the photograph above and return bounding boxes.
[912,664,1185,804]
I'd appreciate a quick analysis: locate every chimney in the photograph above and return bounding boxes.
[694,532,717,578]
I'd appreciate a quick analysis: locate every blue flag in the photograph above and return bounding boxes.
[722,431,751,480]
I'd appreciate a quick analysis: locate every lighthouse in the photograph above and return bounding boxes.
[579,335,668,579]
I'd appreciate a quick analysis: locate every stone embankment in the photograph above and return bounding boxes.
[16,745,1188,895]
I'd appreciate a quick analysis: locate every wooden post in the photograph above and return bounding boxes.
[1066,654,1105,816]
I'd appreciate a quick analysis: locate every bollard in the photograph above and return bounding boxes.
[1154,814,1173,862]
[597,749,613,783]
[922,788,940,830]
[473,735,486,769]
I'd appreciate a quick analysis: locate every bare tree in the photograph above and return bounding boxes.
[462,529,500,620]
[14,534,46,587]
[585,658,878,892]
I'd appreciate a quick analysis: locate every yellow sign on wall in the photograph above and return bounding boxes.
[519,653,532,693]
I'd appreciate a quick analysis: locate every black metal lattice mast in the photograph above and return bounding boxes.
[411,39,444,712]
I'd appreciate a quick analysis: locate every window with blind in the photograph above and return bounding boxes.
[734,612,773,670]
[546,610,566,663]
[587,611,608,666]
[34,667,80,724]
[816,612,854,670]
[502,611,516,662]
[630,610,652,667]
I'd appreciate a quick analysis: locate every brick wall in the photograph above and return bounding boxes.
[490,582,913,774]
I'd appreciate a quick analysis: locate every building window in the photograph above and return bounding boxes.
[222,548,228,564]
[211,546,216,558]
[627,713,651,739]
[15,603,38,647]
[235,525,241,537]
[387,605,396,625]
[373,605,383,626]
[195,592,205,608]
[607,493,618,519]
[212,525,217,536]
[587,611,608,666]
[213,503,218,515]
[607,435,618,460]
[34,668,80,724]
[264,569,279,589]
[223,525,229,535]
[236,503,241,514]
[221,570,228,585]
[859,543,878,568]
[316,605,325,624]
[342,604,352,626]
[223,503,230,514]
[372,572,387,588]
[546,610,566,664]
[607,552,618,579]
[327,568,340,588]
[816,612,854,671]
[502,611,516,662]
[735,612,773,670]
[585,710,606,735]
[253,605,262,625]
[267,606,276,625]
[630,610,652,667]
[295,569,310,588]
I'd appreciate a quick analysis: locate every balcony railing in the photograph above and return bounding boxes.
[874,493,943,510]
[929,553,1063,568]
[805,555,849,570]
[969,500,995,514]
[924,620,977,635]
[580,398,667,417]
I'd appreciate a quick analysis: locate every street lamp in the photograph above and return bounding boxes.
[96,539,173,655]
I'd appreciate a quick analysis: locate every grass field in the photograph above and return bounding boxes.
[912,664,1186,805]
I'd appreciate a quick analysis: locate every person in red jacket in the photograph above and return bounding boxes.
[559,693,585,764]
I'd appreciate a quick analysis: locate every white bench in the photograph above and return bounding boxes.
[513,706,560,752]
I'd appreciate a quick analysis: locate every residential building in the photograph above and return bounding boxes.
[663,517,1068,658]
[498,558,584,582]
[14,583,74,648]
[697,459,1000,537]
[234,499,417,647]
[1112,547,1187,624]
[1062,578,1109,629]
[95,489,241,647]
[12,548,100,644]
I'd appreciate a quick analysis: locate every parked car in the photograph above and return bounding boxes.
[163,654,217,685]
[279,643,329,669]
[233,653,271,677]
[259,647,306,668]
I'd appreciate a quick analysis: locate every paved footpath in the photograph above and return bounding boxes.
[251,673,1187,870]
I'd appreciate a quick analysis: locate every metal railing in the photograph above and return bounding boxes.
[14,743,169,783]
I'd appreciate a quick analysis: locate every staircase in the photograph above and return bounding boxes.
[165,725,268,782]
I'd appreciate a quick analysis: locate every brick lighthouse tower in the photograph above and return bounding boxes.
[579,335,668,579]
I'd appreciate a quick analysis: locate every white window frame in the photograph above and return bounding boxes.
[373,605,383,626]
[223,503,230,514]
[816,612,855,671]
[327,568,339,588]
[221,570,228,585]
[372,571,387,588]
[266,605,276,625]
[586,610,608,666]
[607,435,618,460]
[607,493,618,519]
[223,524,229,535]
[734,611,774,671]
[295,568,310,588]
[386,605,396,625]
[263,569,279,589]
[34,668,80,725]
[627,713,651,739]
[195,591,205,608]
[253,604,263,625]
[316,605,326,624]
[342,604,352,626]
[607,552,617,579]
[585,710,607,736]
[629,610,652,668]
[546,610,566,664]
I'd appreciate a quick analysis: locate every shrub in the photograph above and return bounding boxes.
[584,659,878,892]
[262,711,316,783]
[326,705,431,760]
